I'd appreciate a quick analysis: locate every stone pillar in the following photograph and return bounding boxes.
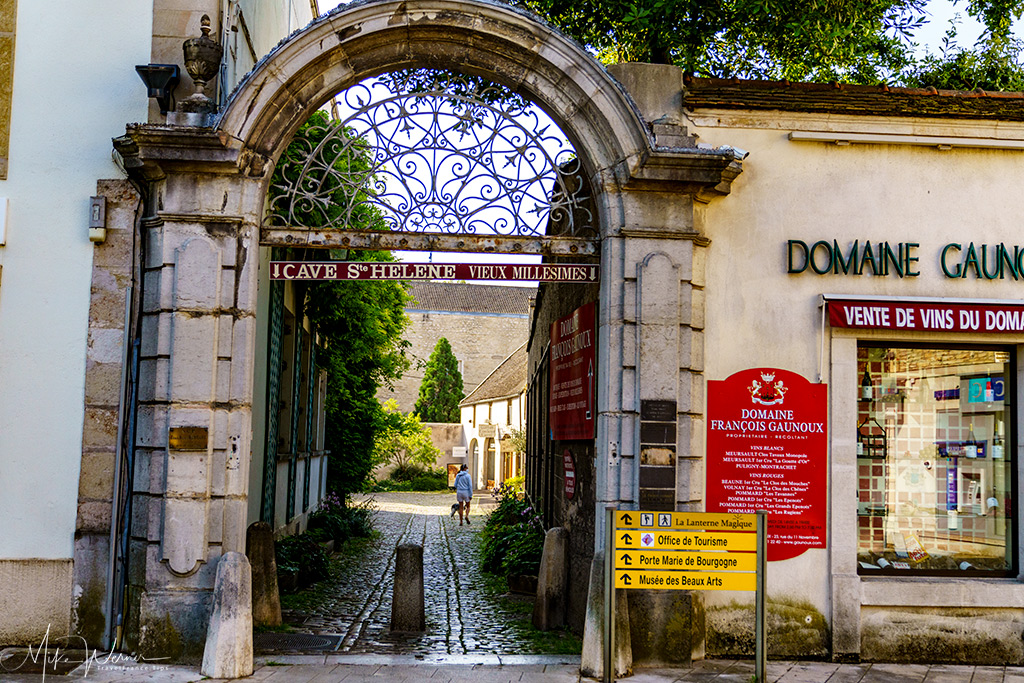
[586,61,742,667]
[114,127,262,661]
[533,527,569,630]
[246,521,282,628]
[391,544,425,632]
[201,552,254,679]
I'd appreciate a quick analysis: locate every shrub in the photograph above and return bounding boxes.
[275,533,330,589]
[308,492,376,545]
[480,487,545,579]
[369,466,448,492]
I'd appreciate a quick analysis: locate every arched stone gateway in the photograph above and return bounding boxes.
[112,0,741,665]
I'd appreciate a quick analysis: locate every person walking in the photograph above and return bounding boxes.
[454,464,473,526]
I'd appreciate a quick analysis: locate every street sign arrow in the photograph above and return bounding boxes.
[620,574,633,586]
[621,513,633,526]
[620,533,633,545]
[621,554,633,566]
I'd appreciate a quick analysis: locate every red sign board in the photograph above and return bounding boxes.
[269,261,599,282]
[549,302,596,440]
[706,368,828,562]
[564,449,576,500]
[828,298,1024,334]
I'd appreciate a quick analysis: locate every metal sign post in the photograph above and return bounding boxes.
[755,510,767,683]
[603,505,615,683]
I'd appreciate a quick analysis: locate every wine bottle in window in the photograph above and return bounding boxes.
[861,368,872,401]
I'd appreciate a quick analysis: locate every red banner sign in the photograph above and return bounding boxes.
[549,302,596,440]
[707,368,828,562]
[269,261,599,282]
[828,298,1024,334]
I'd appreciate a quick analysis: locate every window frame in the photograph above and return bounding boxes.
[854,340,1018,578]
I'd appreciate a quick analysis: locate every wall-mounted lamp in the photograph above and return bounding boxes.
[135,64,180,114]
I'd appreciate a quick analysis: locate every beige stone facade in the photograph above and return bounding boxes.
[9,0,1024,669]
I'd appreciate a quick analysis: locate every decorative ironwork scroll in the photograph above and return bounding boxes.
[265,69,595,242]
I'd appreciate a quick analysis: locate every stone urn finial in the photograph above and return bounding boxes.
[179,14,223,115]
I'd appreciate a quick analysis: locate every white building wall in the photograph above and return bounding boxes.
[692,110,1024,652]
[0,1,152,560]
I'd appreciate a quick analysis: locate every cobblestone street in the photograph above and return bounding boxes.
[270,491,580,657]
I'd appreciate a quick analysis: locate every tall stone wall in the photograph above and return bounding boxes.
[380,310,530,412]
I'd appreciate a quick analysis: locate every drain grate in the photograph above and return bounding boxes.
[255,632,343,652]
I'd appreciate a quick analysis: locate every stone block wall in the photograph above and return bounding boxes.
[71,178,140,646]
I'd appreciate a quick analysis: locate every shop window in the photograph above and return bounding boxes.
[857,343,1014,575]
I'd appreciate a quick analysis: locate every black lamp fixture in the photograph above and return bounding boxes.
[135,64,180,114]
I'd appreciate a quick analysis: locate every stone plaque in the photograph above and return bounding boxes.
[168,426,209,451]
[640,422,676,445]
[640,446,676,466]
[639,488,674,512]
[478,424,496,438]
[639,466,676,488]
[640,400,676,422]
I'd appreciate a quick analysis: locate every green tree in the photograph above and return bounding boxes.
[413,337,465,422]
[511,0,1024,87]
[373,399,442,469]
[903,12,1024,91]
[270,110,412,495]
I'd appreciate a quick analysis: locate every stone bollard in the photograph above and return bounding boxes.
[200,552,254,679]
[533,527,569,631]
[246,521,282,627]
[390,543,425,632]
[580,551,631,679]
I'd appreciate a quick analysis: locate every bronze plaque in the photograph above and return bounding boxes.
[168,426,208,451]
[638,488,675,511]
[640,400,676,422]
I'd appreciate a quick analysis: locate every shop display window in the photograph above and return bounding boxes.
[856,344,1015,575]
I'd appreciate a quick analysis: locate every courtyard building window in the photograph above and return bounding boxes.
[857,343,1014,575]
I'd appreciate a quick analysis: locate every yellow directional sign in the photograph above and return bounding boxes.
[615,511,756,532]
[615,530,756,552]
[615,570,756,591]
[615,550,756,572]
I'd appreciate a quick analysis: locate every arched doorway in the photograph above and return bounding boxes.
[110,0,741,659]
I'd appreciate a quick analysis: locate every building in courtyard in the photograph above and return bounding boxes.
[460,341,528,490]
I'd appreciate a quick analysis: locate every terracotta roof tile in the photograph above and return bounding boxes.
[683,75,1024,120]
[461,342,527,405]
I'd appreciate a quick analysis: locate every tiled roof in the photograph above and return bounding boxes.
[461,342,527,405]
[683,75,1024,121]
[406,282,536,316]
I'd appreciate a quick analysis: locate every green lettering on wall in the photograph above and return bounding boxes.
[833,240,856,275]
[941,243,962,278]
[962,243,982,279]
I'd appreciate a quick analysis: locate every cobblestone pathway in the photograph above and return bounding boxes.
[278,492,578,656]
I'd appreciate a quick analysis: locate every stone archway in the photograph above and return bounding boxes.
[111,0,742,664]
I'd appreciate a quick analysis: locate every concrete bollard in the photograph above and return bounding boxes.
[246,521,282,627]
[532,527,569,631]
[200,551,254,679]
[390,543,425,632]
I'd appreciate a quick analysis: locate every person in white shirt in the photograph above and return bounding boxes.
[454,464,473,526]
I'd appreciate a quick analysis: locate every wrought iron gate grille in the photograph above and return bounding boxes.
[265,69,596,252]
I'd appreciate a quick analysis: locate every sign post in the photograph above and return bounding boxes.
[604,505,614,683]
[604,509,767,682]
[755,510,767,683]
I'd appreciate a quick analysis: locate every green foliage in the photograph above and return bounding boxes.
[307,492,376,546]
[902,14,1024,91]
[480,486,545,578]
[513,0,1024,87]
[275,533,331,589]
[373,399,442,470]
[506,428,527,454]
[270,110,413,496]
[369,466,450,492]
[414,338,465,422]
